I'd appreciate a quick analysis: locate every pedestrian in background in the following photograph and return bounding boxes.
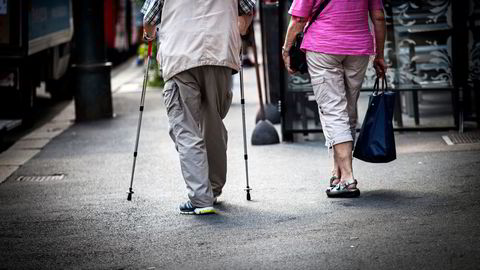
[282,0,387,197]
[142,0,255,214]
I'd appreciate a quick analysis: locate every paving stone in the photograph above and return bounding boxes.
[51,102,75,122]
[117,83,141,93]
[11,139,50,150]
[0,149,40,166]
[0,165,19,184]
[21,130,64,140]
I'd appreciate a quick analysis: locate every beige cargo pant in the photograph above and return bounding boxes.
[306,52,370,148]
[162,66,233,208]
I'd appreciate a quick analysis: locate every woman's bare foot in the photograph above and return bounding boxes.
[330,176,340,186]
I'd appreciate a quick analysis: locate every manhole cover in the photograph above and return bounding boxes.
[443,132,480,145]
[16,174,65,182]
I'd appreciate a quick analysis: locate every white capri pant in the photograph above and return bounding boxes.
[306,52,370,148]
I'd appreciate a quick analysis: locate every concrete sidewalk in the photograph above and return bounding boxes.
[1,59,480,269]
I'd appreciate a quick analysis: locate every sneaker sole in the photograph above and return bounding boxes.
[194,207,217,215]
[180,207,217,215]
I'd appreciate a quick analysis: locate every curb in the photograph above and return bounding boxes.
[0,102,75,184]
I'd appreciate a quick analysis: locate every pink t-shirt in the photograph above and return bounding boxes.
[289,0,384,55]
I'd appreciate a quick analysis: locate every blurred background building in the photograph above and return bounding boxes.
[265,0,478,141]
[0,0,478,142]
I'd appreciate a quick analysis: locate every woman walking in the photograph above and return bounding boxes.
[282,0,387,197]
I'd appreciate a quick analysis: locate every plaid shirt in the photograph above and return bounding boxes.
[141,0,255,25]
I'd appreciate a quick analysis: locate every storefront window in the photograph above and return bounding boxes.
[278,0,462,140]
[470,0,480,83]
[389,0,452,89]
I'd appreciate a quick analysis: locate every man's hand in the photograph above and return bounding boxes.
[143,31,155,42]
[238,15,253,36]
[143,24,156,42]
[373,57,387,78]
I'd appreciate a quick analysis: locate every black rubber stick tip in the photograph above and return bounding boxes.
[127,189,134,201]
[246,191,251,201]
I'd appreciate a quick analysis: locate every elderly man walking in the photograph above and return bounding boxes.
[142,0,255,214]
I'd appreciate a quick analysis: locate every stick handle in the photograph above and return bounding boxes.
[147,41,153,57]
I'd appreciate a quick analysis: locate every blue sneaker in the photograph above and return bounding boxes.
[179,201,216,215]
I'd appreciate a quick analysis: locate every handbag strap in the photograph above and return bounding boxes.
[304,0,332,34]
[373,77,389,95]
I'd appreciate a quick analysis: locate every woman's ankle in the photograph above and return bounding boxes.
[340,173,354,182]
[341,178,357,189]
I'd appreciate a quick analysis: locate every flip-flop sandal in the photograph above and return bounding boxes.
[326,179,360,198]
[329,176,340,187]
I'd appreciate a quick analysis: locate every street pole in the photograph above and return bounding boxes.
[451,0,469,132]
[72,0,113,121]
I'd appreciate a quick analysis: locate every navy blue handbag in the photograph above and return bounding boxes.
[353,78,397,163]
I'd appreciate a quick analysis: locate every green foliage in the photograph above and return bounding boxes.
[148,74,165,88]
[140,41,163,88]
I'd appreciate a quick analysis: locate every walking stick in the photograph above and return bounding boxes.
[127,41,153,201]
[239,46,252,201]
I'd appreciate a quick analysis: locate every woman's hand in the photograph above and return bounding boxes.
[370,9,387,78]
[282,16,307,74]
[373,57,387,78]
[282,47,295,74]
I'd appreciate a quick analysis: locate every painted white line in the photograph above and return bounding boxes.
[442,135,454,146]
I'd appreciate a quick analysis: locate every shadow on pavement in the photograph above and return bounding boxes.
[330,189,429,209]
[186,201,301,230]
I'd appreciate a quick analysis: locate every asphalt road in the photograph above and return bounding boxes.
[1,75,480,269]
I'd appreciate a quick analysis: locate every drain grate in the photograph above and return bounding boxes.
[16,174,65,182]
[443,132,480,145]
